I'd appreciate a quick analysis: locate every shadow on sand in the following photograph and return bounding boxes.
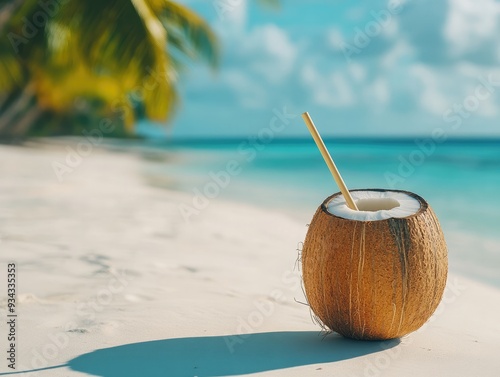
[66,331,399,377]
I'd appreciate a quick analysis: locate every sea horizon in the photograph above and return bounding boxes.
[37,136,500,287]
[140,135,500,146]
[88,136,500,287]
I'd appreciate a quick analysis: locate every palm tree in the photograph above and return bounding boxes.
[0,0,218,138]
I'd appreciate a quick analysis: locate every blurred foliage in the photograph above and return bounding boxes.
[0,0,219,138]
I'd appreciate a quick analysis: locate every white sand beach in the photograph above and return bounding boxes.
[0,141,499,377]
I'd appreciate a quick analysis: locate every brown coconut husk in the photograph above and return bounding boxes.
[302,189,448,340]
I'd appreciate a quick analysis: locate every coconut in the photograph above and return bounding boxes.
[302,189,448,340]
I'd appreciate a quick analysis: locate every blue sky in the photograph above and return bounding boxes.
[156,0,500,138]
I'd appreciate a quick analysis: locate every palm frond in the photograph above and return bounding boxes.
[159,1,219,68]
[0,40,23,91]
[0,0,36,91]
[51,0,156,78]
[44,0,176,120]
[2,0,221,134]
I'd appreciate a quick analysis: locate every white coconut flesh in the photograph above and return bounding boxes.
[326,190,421,221]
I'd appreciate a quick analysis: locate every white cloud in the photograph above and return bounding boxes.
[326,27,345,50]
[380,17,400,40]
[213,0,248,35]
[216,23,298,108]
[301,64,316,86]
[224,69,268,109]
[242,24,298,83]
[410,64,449,115]
[444,0,500,57]
[301,65,356,108]
[381,39,414,69]
[364,77,390,108]
[478,99,498,117]
[348,62,367,82]
[454,63,500,117]
[216,21,299,86]
[329,73,356,107]
[174,0,500,137]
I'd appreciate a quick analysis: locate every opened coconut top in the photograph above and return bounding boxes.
[326,189,422,221]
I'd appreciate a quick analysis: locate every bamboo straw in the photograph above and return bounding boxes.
[301,112,359,211]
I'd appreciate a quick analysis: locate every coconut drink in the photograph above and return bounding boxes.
[301,113,448,340]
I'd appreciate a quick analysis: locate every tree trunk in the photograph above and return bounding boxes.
[0,94,7,110]
[0,84,36,136]
[0,0,25,34]
[10,104,42,136]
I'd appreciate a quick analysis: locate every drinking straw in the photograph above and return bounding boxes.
[302,112,359,211]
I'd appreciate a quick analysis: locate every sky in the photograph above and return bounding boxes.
[151,0,500,139]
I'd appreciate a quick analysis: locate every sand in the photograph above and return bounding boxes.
[0,141,499,377]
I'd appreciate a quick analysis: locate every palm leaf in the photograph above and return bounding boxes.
[42,0,176,120]
[2,0,221,134]
[0,40,23,91]
[160,1,219,68]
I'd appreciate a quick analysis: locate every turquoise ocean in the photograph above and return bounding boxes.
[121,138,500,287]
